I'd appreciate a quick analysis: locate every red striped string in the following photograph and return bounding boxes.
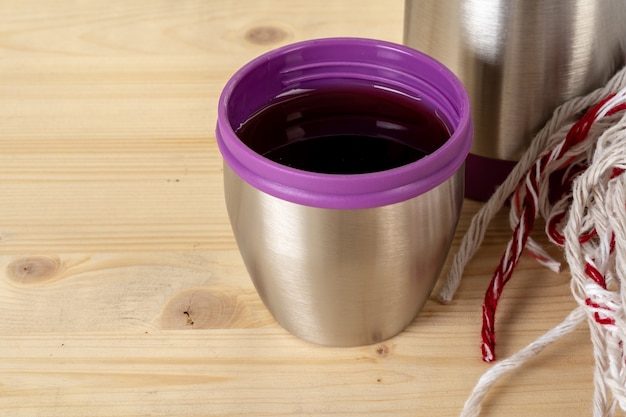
[480,94,626,362]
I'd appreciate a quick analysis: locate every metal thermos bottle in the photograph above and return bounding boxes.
[404,0,626,200]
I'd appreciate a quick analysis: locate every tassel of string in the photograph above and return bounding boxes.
[480,93,626,362]
[442,66,626,417]
[440,66,626,306]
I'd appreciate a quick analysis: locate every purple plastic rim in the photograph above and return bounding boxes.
[216,37,473,209]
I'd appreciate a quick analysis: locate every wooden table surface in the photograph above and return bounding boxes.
[0,1,594,416]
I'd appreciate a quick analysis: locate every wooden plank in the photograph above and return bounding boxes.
[0,1,597,416]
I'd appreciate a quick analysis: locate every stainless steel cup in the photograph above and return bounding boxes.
[404,0,626,200]
[216,38,473,346]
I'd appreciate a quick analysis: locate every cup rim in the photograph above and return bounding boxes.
[216,37,472,209]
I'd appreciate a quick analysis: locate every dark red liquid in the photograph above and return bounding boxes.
[235,84,450,174]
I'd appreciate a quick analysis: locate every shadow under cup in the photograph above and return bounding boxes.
[216,38,473,346]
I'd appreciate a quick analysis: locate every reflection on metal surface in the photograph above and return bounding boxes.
[224,164,464,346]
[404,0,626,160]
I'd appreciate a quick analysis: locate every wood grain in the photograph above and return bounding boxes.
[0,1,596,416]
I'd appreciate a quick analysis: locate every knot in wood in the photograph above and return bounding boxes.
[6,255,62,284]
[376,344,390,357]
[160,288,248,330]
[244,25,288,45]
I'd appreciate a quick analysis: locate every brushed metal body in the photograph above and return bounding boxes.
[404,0,626,161]
[224,164,464,346]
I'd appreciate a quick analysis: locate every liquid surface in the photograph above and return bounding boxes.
[263,135,427,174]
[236,84,450,174]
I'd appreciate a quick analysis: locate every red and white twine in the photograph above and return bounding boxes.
[441,66,626,417]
